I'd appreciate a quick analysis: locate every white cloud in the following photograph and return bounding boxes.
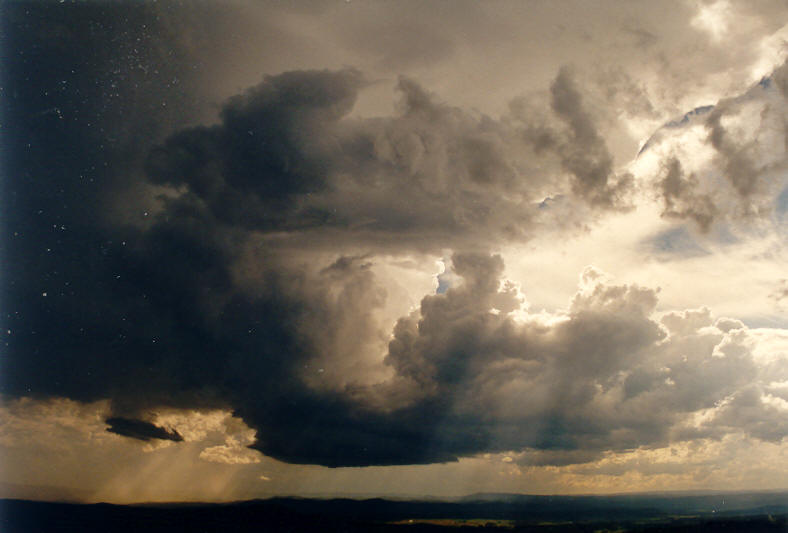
[200,436,261,465]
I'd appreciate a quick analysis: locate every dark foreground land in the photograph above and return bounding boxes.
[2,492,787,532]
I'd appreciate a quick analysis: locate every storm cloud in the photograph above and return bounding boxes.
[142,68,594,250]
[2,1,787,477]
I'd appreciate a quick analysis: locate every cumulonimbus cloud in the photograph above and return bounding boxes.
[3,62,787,467]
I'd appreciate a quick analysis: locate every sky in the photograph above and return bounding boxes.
[1,0,787,503]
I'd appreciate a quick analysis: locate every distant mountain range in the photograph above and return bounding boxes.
[2,490,787,532]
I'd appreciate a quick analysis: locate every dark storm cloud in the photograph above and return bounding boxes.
[3,1,786,471]
[145,68,364,231]
[237,252,764,466]
[143,63,642,255]
[5,69,781,463]
[142,69,574,249]
[106,417,183,442]
[294,254,768,465]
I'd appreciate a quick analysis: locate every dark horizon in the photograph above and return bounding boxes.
[3,490,788,533]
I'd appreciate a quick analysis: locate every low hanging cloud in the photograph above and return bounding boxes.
[241,252,785,467]
[105,417,183,442]
[352,255,778,465]
[3,62,788,470]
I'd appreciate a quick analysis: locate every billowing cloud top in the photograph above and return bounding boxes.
[142,66,631,251]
